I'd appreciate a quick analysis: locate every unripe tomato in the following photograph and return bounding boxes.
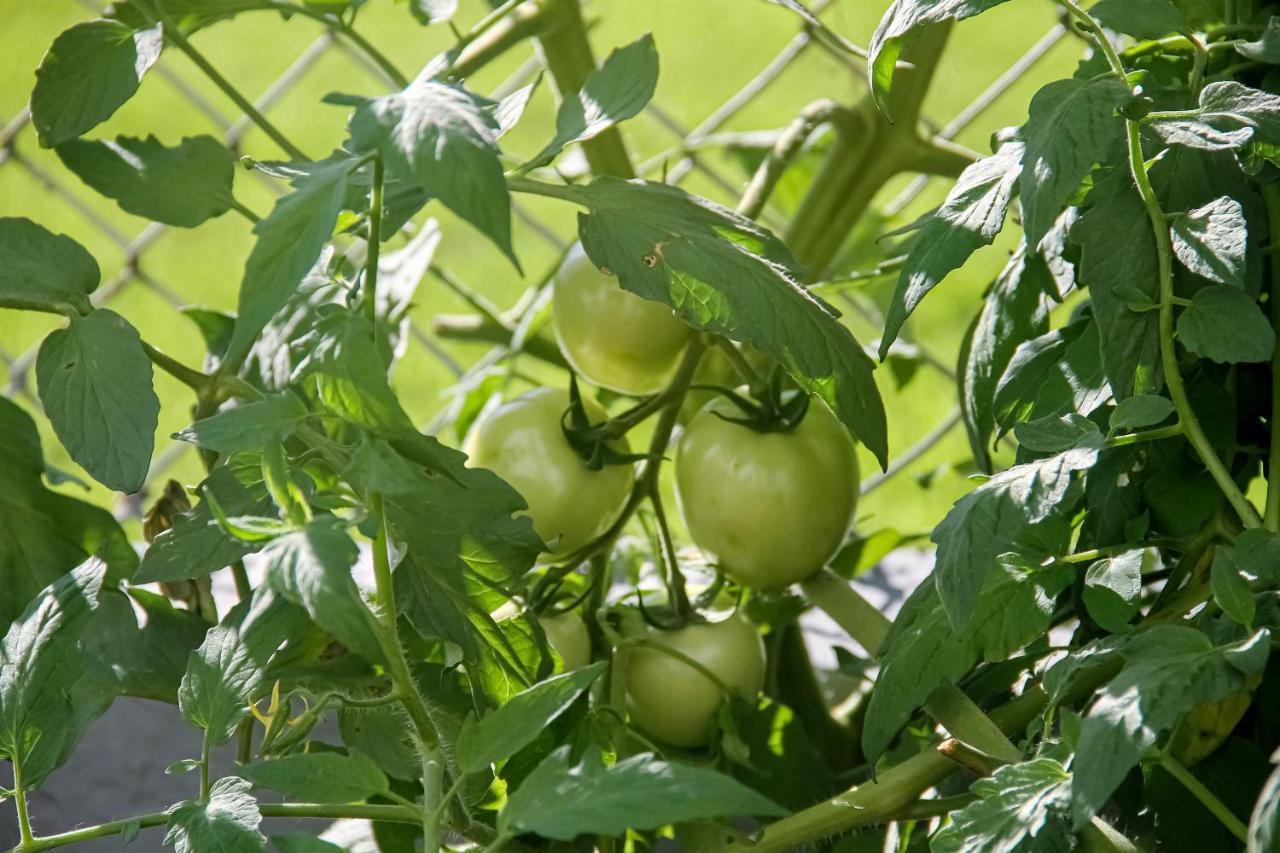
[675,397,858,589]
[540,612,591,671]
[464,387,634,554]
[625,612,765,748]
[552,244,694,395]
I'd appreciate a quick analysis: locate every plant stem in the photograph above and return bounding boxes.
[143,342,210,392]
[1104,423,1184,448]
[161,23,308,161]
[420,752,444,853]
[198,733,211,802]
[12,756,34,847]
[1160,753,1248,841]
[363,155,384,328]
[736,99,848,220]
[1263,184,1280,532]
[268,2,409,87]
[230,198,261,223]
[715,337,770,401]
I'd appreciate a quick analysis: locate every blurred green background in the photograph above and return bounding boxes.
[0,0,1079,540]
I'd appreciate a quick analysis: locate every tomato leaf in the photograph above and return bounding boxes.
[1234,528,1280,584]
[164,776,265,853]
[176,393,309,454]
[36,309,159,494]
[1148,82,1280,152]
[0,218,100,315]
[525,34,659,171]
[499,748,786,840]
[1177,285,1275,363]
[1110,394,1175,431]
[56,135,237,227]
[240,751,389,803]
[1014,413,1102,454]
[1237,17,1280,64]
[1211,546,1256,628]
[1090,0,1186,39]
[1082,549,1147,633]
[574,177,889,467]
[1249,748,1280,853]
[30,20,163,147]
[1170,196,1248,287]
[80,588,209,703]
[931,758,1074,853]
[879,141,1023,357]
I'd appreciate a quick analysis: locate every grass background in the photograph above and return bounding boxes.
[0,0,1080,542]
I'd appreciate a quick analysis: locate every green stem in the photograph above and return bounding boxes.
[269,2,409,87]
[1104,423,1184,448]
[363,155,384,328]
[12,755,34,847]
[1160,754,1248,841]
[420,752,444,853]
[506,175,589,204]
[143,341,211,392]
[715,338,770,401]
[1263,185,1280,532]
[161,23,309,162]
[230,198,261,224]
[736,99,848,220]
[199,733,211,802]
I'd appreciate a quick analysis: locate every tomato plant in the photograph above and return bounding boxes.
[6,0,1280,851]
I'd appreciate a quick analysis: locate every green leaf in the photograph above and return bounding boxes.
[457,662,605,774]
[56,135,237,227]
[408,0,457,25]
[176,393,309,454]
[880,141,1023,357]
[164,776,265,853]
[261,518,384,664]
[1090,0,1186,38]
[1014,413,1102,454]
[932,447,1096,627]
[349,80,515,266]
[80,587,208,703]
[1150,81,1280,151]
[36,309,159,493]
[178,591,303,745]
[1211,546,1256,628]
[1073,626,1271,827]
[526,34,658,170]
[0,218,99,315]
[992,324,1081,432]
[1235,528,1280,584]
[272,835,344,853]
[1248,748,1280,853]
[931,758,1073,853]
[866,0,1012,114]
[31,20,163,147]
[1082,549,1147,632]
[0,563,106,771]
[1170,196,1247,287]
[1020,77,1129,247]
[241,751,388,803]
[1237,17,1280,64]
[499,748,785,840]
[225,160,350,369]
[1177,285,1275,363]
[575,177,888,467]
[1111,394,1175,431]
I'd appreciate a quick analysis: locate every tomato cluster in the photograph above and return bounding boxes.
[463,246,860,748]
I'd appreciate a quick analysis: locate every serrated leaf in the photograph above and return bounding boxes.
[880,141,1023,356]
[0,218,99,315]
[1111,394,1175,431]
[1073,626,1271,828]
[36,309,158,493]
[931,758,1074,853]
[526,34,659,170]
[866,0,1012,114]
[1170,196,1247,287]
[31,20,163,147]
[1021,77,1129,247]
[1150,81,1280,151]
[1177,285,1275,363]
[499,747,785,840]
[164,776,265,853]
[56,135,237,227]
[176,393,309,454]
[1212,546,1256,627]
[457,662,605,774]
[1014,413,1102,453]
[1083,549,1146,632]
[574,177,888,467]
[992,324,1082,433]
[1090,0,1186,38]
[225,160,349,369]
[81,587,209,703]
[241,751,387,803]
[349,80,515,266]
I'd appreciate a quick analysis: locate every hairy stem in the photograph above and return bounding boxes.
[12,756,34,847]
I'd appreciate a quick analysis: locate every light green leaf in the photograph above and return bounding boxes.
[0,218,99,315]
[241,751,388,803]
[1177,285,1275,363]
[1111,394,1175,431]
[56,135,237,227]
[176,393,309,454]
[1170,196,1247,287]
[1211,546,1256,628]
[575,177,888,467]
[526,34,659,170]
[1090,0,1186,39]
[31,20,163,147]
[1083,549,1147,633]
[457,662,605,774]
[164,776,265,853]
[931,758,1073,853]
[880,141,1023,356]
[500,748,785,840]
[36,309,158,493]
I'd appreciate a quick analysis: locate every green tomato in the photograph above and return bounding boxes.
[552,244,694,395]
[675,396,858,589]
[540,612,591,671]
[464,387,634,555]
[625,612,765,748]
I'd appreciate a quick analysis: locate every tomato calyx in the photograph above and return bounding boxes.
[560,375,654,471]
[689,372,811,434]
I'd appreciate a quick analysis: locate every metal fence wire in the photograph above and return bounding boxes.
[0,0,1069,521]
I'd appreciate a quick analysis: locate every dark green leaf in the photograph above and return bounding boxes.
[1150,82,1280,151]
[80,587,208,703]
[457,662,605,774]
[1170,196,1247,287]
[0,218,99,315]
[575,177,888,467]
[992,324,1081,432]
[31,20,163,147]
[1235,528,1280,583]
[1238,17,1280,63]
[1177,285,1275,363]
[164,776,264,853]
[1248,748,1280,853]
[1082,549,1147,632]
[241,751,388,803]
[931,758,1073,853]
[1014,413,1102,453]
[36,309,158,493]
[350,80,515,265]
[56,135,237,227]
[1212,546,1256,627]
[176,393,309,454]
[1091,0,1186,38]
[500,748,785,840]
[880,141,1023,356]
[1110,394,1175,431]
[527,34,658,170]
